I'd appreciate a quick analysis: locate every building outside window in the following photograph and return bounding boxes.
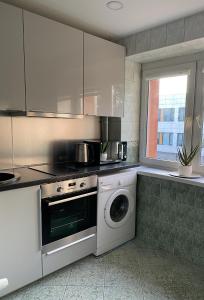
[146,75,187,161]
[157,132,173,145]
[177,133,184,146]
[140,62,196,168]
[158,108,175,122]
[178,107,185,121]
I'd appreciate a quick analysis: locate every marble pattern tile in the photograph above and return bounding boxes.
[167,19,185,45]
[23,286,66,300]
[121,35,136,56]
[3,240,204,300]
[63,286,103,300]
[104,286,143,300]
[68,260,105,286]
[137,175,204,265]
[150,25,167,50]
[40,266,72,286]
[135,30,151,53]
[184,11,204,41]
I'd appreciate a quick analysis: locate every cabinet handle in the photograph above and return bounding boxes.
[45,234,95,255]
[47,191,97,206]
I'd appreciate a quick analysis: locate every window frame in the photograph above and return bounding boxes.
[192,60,204,174]
[139,62,196,169]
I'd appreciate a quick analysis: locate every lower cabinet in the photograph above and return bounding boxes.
[0,186,42,297]
[42,235,96,276]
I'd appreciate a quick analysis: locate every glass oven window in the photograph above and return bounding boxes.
[42,191,96,245]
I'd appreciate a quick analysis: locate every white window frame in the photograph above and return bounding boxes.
[139,62,196,169]
[192,60,204,174]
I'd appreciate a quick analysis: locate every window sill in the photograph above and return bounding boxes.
[137,166,204,188]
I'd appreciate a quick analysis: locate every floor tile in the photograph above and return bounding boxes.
[23,285,66,300]
[2,290,25,300]
[68,256,105,286]
[63,286,104,300]
[2,239,204,300]
[143,291,172,300]
[2,281,43,300]
[105,263,142,288]
[104,286,143,300]
[40,265,72,286]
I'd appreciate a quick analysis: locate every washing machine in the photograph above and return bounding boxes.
[95,169,137,256]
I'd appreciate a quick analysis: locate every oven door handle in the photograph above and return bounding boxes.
[47,191,97,206]
[45,233,96,255]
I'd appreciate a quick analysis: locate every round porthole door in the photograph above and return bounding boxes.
[104,189,134,228]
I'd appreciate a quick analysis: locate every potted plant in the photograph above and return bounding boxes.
[100,142,109,161]
[177,145,199,177]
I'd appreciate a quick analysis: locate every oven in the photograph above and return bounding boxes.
[41,175,97,255]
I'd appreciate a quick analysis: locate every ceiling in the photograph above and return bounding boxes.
[4,0,204,40]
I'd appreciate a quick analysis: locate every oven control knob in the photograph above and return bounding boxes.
[57,186,63,193]
[80,182,86,188]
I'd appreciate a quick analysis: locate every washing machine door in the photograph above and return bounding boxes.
[104,189,134,229]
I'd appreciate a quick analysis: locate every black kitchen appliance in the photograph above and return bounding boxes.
[41,175,97,254]
[50,140,100,166]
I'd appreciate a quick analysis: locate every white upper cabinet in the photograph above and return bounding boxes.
[24,11,83,115]
[84,33,125,117]
[0,2,25,112]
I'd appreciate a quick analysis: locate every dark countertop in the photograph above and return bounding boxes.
[0,162,140,192]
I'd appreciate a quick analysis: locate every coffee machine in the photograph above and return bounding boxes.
[100,141,127,164]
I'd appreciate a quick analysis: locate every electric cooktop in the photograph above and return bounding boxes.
[30,163,79,176]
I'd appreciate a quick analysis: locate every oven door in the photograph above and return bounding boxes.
[41,188,97,251]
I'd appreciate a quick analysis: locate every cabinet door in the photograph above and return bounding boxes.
[84,33,125,117]
[0,186,42,297]
[0,2,25,111]
[24,11,83,115]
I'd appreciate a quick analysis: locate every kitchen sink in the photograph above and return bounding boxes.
[0,172,20,185]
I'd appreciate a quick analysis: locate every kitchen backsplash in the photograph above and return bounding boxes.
[0,116,100,170]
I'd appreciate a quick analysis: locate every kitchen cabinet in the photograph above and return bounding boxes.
[84,33,125,117]
[0,186,42,297]
[0,2,25,112]
[24,11,83,115]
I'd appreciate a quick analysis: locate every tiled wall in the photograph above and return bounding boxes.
[121,59,141,162]
[136,175,204,265]
[119,11,204,56]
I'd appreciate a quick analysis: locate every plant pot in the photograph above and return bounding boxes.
[178,165,192,177]
[100,152,107,161]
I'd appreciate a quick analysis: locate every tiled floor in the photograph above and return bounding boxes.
[3,239,204,300]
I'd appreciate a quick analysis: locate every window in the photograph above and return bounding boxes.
[177,133,184,147]
[140,62,196,168]
[178,107,185,121]
[146,75,187,161]
[158,108,175,122]
[157,132,173,145]
[193,60,204,170]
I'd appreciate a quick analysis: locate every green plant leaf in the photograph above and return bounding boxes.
[177,144,200,166]
[100,141,109,153]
